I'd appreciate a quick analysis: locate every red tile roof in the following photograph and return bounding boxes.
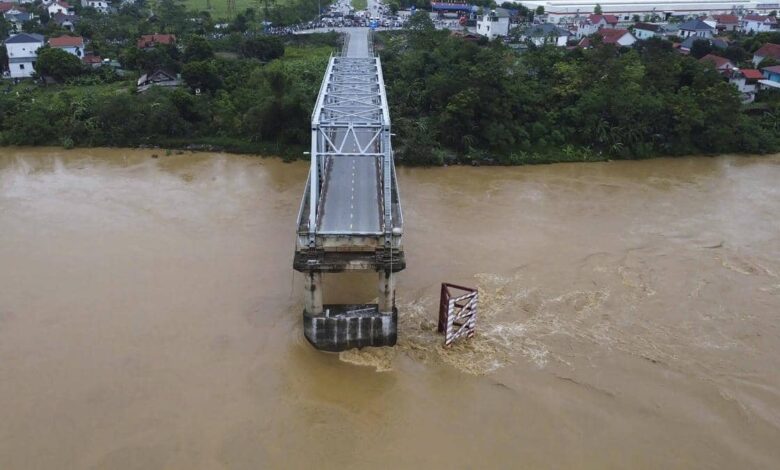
[755,43,780,60]
[589,14,619,25]
[599,28,631,44]
[712,14,738,24]
[82,54,102,64]
[740,69,764,79]
[699,54,733,69]
[744,14,777,23]
[137,34,176,49]
[0,3,22,13]
[48,35,84,47]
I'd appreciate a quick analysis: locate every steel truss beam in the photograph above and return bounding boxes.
[305,53,398,240]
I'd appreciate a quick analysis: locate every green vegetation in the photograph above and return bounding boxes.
[180,0,327,22]
[351,0,368,11]
[376,14,780,166]
[0,35,340,155]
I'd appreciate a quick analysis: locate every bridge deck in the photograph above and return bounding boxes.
[295,28,403,271]
[316,29,384,235]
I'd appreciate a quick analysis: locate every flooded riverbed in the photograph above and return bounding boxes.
[1,148,779,469]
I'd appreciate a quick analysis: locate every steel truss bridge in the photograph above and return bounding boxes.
[293,28,405,351]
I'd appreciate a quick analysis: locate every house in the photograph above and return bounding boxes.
[81,0,110,13]
[51,12,79,31]
[137,69,180,92]
[49,35,85,58]
[633,22,663,40]
[3,33,45,78]
[699,53,734,72]
[762,65,780,83]
[476,9,510,40]
[588,14,618,29]
[0,3,18,14]
[752,43,780,67]
[521,23,570,46]
[575,13,618,38]
[47,1,72,16]
[711,14,739,33]
[137,34,176,49]
[741,14,778,34]
[3,7,34,33]
[679,36,728,54]
[677,19,714,39]
[82,53,102,68]
[580,28,636,48]
[727,68,763,102]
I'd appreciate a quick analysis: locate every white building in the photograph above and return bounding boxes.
[741,14,778,34]
[48,35,85,58]
[477,9,511,40]
[632,22,663,39]
[81,0,111,13]
[4,33,45,78]
[677,19,714,38]
[513,1,779,24]
[521,23,571,46]
[47,1,72,16]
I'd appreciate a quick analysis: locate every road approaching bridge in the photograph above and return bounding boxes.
[293,28,405,351]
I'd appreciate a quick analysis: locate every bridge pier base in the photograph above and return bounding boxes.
[303,305,397,352]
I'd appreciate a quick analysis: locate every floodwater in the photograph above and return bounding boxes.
[1,148,779,469]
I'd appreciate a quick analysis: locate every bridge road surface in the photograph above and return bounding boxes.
[318,28,382,234]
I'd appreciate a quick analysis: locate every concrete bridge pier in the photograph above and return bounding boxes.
[293,30,404,351]
[378,270,395,314]
[303,272,323,316]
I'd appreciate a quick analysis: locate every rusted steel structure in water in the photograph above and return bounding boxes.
[438,283,478,347]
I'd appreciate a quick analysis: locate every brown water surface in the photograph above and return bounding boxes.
[1,148,779,469]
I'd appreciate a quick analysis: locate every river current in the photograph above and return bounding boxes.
[1,148,779,468]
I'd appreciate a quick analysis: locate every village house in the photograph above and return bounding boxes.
[589,14,619,29]
[51,11,79,31]
[3,32,44,78]
[81,0,110,14]
[762,65,780,83]
[752,43,780,67]
[49,35,85,58]
[82,53,103,68]
[137,69,181,92]
[3,6,34,33]
[579,28,636,48]
[677,19,714,39]
[699,53,734,71]
[741,14,778,34]
[679,36,728,54]
[727,68,763,102]
[710,14,739,33]
[632,22,663,40]
[47,1,73,16]
[575,13,618,38]
[521,23,571,46]
[137,33,176,49]
[476,9,511,40]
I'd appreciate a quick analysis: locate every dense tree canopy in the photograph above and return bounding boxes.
[35,47,84,82]
[378,31,780,165]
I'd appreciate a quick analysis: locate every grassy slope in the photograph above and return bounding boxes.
[182,0,290,21]
[351,0,367,10]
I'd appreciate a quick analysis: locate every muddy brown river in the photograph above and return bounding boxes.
[1,148,779,469]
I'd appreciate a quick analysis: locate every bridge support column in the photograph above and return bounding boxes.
[303,272,323,315]
[378,270,395,314]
